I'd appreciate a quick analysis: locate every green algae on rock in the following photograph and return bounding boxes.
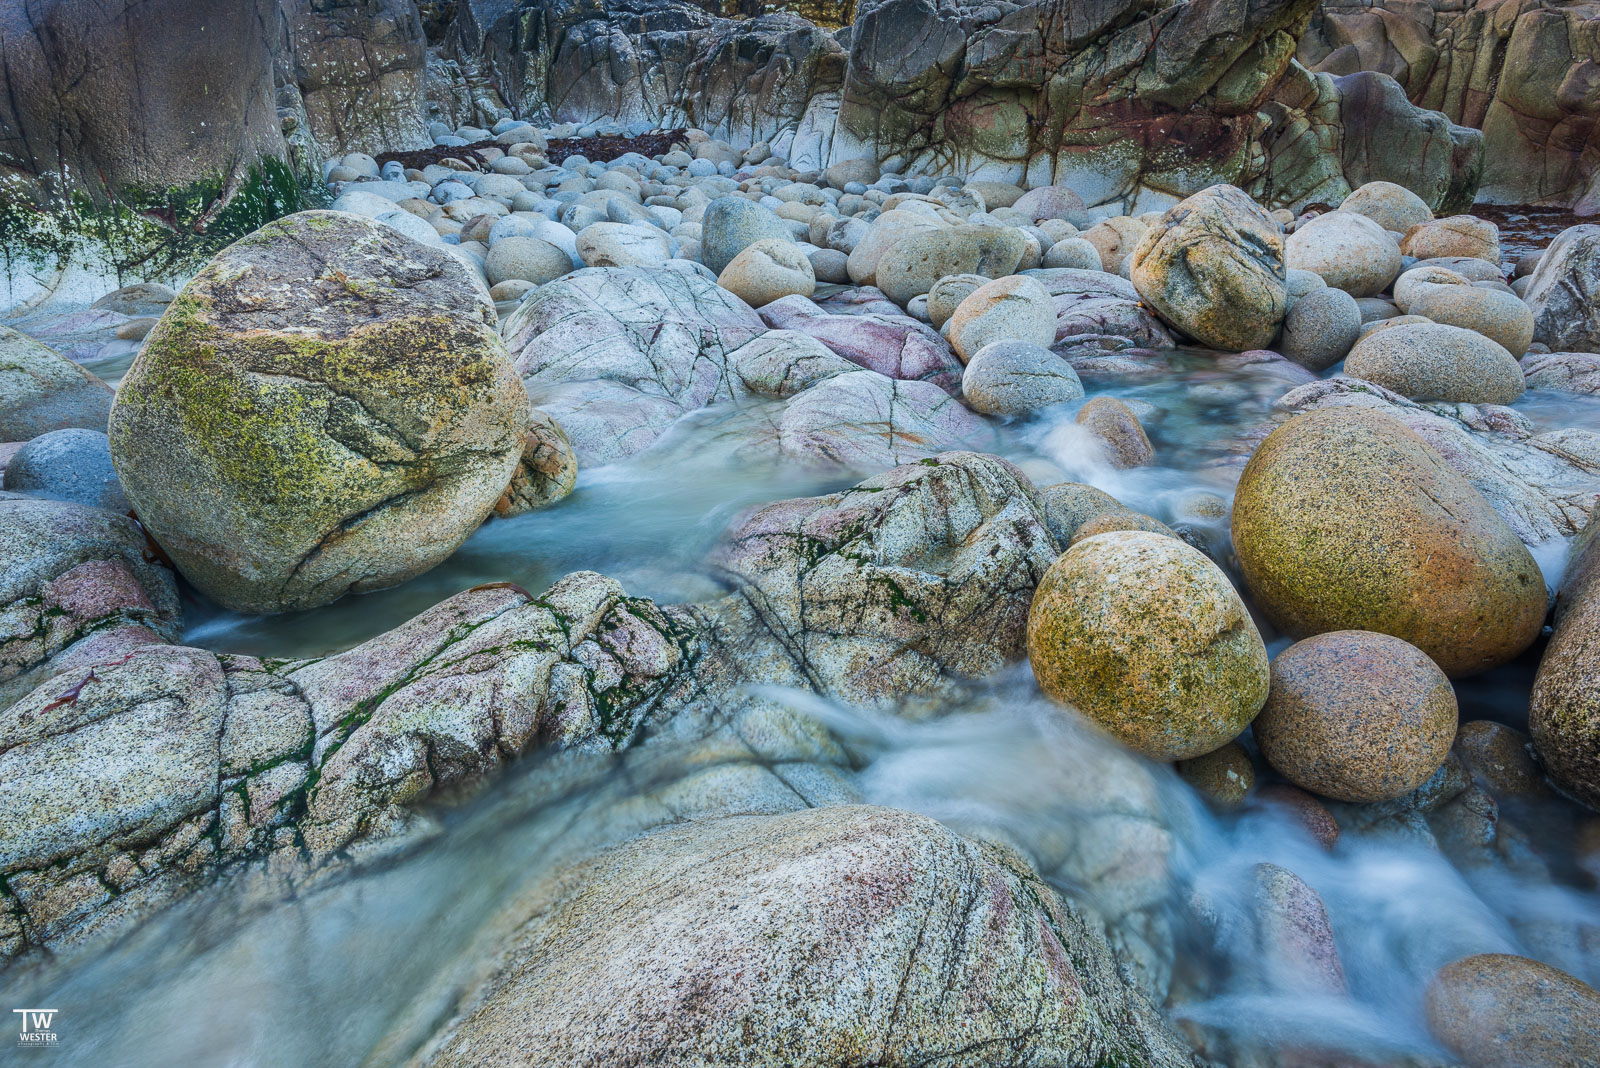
[1232,407,1546,677]
[1027,530,1269,762]
[0,158,318,283]
[108,210,527,614]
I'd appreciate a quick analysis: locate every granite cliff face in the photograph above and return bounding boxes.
[0,0,1484,213]
[1302,0,1600,209]
[0,0,430,206]
[448,0,1483,211]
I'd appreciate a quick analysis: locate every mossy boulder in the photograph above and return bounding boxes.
[1027,530,1270,761]
[108,210,527,613]
[1232,407,1545,677]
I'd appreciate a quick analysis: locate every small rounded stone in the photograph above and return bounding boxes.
[1453,720,1547,799]
[1176,740,1255,805]
[1254,631,1458,803]
[1068,509,1177,545]
[1075,396,1154,468]
[1255,784,1341,849]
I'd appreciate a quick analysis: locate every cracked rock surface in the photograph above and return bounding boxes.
[712,451,1058,705]
[0,572,700,959]
[107,210,528,614]
[416,805,1197,1068]
[0,494,181,710]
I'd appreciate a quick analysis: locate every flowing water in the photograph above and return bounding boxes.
[6,203,1600,1063]
[5,337,1597,1066]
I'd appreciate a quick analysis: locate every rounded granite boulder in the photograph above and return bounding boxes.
[1424,954,1600,1068]
[1337,181,1433,235]
[4,428,128,513]
[874,225,1029,307]
[1254,631,1457,802]
[108,210,528,614]
[1027,530,1269,761]
[1130,184,1288,351]
[1232,407,1546,676]
[700,196,795,275]
[945,275,1057,362]
[960,340,1083,417]
[1285,210,1402,297]
[1344,322,1525,404]
[717,237,816,307]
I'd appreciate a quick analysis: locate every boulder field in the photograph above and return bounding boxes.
[2,40,1600,1068]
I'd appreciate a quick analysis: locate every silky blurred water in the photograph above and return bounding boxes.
[4,672,1595,1067]
[6,335,1598,1065]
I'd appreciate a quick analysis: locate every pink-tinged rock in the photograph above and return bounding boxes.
[502,267,768,463]
[0,495,180,708]
[765,369,997,471]
[810,285,906,318]
[1253,862,1348,996]
[1523,351,1600,395]
[1217,349,1319,386]
[759,294,963,392]
[1026,269,1173,350]
[1065,346,1176,380]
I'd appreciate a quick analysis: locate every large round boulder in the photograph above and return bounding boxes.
[484,236,572,287]
[1285,211,1402,297]
[873,224,1029,307]
[1027,530,1270,761]
[1529,510,1600,808]
[845,209,943,286]
[1232,407,1546,676]
[1254,631,1457,802]
[1344,322,1524,404]
[108,210,527,613]
[1130,184,1287,351]
[1424,954,1600,1068]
